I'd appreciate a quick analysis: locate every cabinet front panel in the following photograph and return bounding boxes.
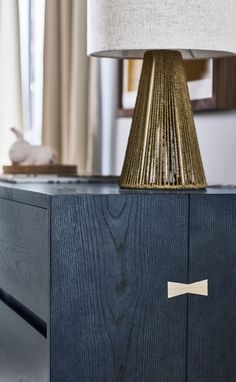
[51,194,189,382]
[0,199,49,322]
[0,301,49,382]
[188,195,236,382]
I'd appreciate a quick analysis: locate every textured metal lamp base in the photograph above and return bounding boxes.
[119,50,207,189]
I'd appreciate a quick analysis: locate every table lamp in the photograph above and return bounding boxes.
[87,1,236,189]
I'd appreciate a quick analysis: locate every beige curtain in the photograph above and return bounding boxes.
[86,59,102,174]
[43,0,92,173]
[0,0,23,168]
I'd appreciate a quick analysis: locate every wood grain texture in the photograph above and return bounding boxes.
[50,194,189,382]
[214,57,236,110]
[2,184,236,382]
[188,195,236,382]
[0,287,47,338]
[3,164,77,175]
[0,199,49,321]
[0,301,49,382]
[0,183,49,208]
[2,182,236,200]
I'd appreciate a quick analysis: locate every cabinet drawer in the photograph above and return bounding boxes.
[0,301,49,382]
[0,199,49,322]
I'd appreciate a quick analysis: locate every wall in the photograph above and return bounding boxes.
[114,111,236,186]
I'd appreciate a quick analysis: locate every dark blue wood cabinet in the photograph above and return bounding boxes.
[0,183,235,381]
[50,194,188,382]
[188,195,236,382]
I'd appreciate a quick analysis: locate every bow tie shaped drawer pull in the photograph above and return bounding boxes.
[168,280,208,299]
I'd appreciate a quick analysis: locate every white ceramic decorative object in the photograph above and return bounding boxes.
[9,128,57,165]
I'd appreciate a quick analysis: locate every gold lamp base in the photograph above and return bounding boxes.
[119,50,207,189]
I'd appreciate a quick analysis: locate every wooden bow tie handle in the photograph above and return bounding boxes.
[168,280,208,299]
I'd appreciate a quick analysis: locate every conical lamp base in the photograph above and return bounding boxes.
[119,50,207,189]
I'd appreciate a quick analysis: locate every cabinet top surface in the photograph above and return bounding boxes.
[1,181,236,208]
[1,181,236,197]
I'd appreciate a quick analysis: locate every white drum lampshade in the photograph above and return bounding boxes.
[88,0,236,59]
[87,0,236,189]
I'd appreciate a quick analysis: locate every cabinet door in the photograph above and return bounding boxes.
[0,301,49,382]
[0,199,49,322]
[188,195,236,382]
[51,194,189,382]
